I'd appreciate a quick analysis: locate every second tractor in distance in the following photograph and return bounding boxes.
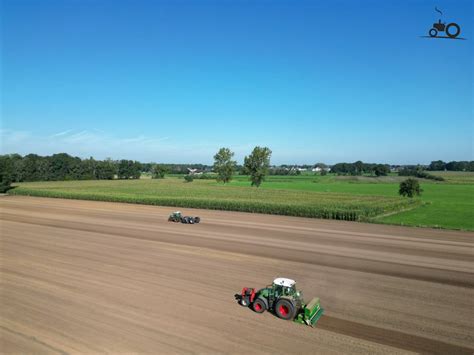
[168,211,201,224]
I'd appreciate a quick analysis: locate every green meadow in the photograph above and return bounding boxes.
[225,173,474,230]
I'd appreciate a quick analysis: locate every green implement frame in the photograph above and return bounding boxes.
[294,297,324,326]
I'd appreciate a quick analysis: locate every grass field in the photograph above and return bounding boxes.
[10,172,474,230]
[225,174,474,230]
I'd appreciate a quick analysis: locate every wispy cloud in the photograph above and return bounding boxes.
[50,129,73,137]
[1,129,279,163]
[0,128,182,162]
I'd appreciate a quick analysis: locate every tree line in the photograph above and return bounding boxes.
[0,153,144,187]
[427,160,474,172]
[330,161,391,176]
[398,167,444,181]
[0,147,273,191]
[2,151,473,194]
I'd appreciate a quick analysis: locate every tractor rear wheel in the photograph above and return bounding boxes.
[446,23,460,38]
[274,299,295,320]
[252,298,267,313]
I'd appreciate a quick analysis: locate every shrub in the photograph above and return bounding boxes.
[399,178,423,198]
[184,175,194,182]
[398,167,444,181]
[193,173,218,180]
[151,164,167,179]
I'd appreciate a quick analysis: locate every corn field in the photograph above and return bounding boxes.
[10,179,421,221]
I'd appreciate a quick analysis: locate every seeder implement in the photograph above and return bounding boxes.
[294,297,324,327]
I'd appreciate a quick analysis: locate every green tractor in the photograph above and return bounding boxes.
[168,211,200,224]
[235,278,324,327]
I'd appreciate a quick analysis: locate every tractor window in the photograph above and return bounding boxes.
[284,286,296,295]
[273,285,282,297]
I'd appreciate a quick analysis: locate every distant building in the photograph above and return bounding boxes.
[312,166,329,172]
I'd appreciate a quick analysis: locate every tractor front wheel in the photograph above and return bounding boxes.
[252,298,267,313]
[274,299,295,320]
[429,28,438,37]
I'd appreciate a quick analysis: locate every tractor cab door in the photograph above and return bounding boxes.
[267,285,279,308]
[273,284,290,301]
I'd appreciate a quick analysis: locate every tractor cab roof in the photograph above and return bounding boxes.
[273,278,296,288]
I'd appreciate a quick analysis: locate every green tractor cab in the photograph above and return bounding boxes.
[168,211,201,224]
[235,278,324,327]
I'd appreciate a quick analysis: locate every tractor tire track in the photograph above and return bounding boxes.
[318,316,473,354]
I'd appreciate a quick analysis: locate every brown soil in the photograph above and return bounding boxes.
[1,196,473,354]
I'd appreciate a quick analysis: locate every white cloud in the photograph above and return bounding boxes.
[0,128,270,163]
[50,129,73,137]
[0,129,179,162]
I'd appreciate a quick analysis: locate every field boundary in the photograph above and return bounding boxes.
[369,203,427,220]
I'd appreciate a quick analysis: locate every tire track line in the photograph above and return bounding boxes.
[318,316,474,355]
[2,213,473,288]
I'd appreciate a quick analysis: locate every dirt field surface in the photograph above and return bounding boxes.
[1,196,473,354]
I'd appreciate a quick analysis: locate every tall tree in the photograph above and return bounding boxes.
[353,160,364,175]
[243,146,272,187]
[95,159,116,179]
[428,160,446,171]
[213,147,237,183]
[151,164,167,179]
[374,164,390,176]
[132,161,142,179]
[118,160,132,179]
[0,155,14,192]
[117,160,141,179]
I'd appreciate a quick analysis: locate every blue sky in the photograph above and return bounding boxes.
[1,0,472,164]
